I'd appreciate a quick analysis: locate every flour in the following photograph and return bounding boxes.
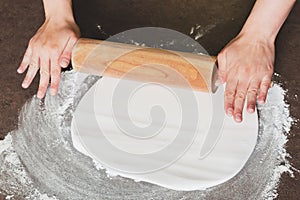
[0,27,296,199]
[189,24,216,40]
[0,69,295,199]
[0,135,58,200]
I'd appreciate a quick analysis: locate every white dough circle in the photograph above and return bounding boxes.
[71,77,258,191]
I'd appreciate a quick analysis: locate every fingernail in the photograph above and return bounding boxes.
[22,82,28,88]
[227,109,233,117]
[50,88,56,96]
[37,91,43,99]
[215,79,223,87]
[235,114,242,122]
[258,98,265,104]
[17,68,22,73]
[248,107,255,113]
[61,59,69,68]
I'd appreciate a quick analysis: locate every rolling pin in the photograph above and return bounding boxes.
[71,38,218,93]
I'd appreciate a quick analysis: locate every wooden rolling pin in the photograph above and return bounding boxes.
[71,38,218,93]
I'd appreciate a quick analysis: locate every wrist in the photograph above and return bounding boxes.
[237,29,275,45]
[43,0,74,23]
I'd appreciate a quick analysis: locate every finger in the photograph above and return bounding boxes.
[224,71,238,117]
[246,79,260,113]
[233,80,249,123]
[217,52,227,84]
[59,37,78,68]
[37,57,50,99]
[22,54,39,88]
[50,57,61,96]
[18,47,32,74]
[258,75,272,104]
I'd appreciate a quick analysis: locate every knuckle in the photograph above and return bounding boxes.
[234,103,243,111]
[49,44,60,53]
[256,64,264,69]
[39,69,49,77]
[40,43,59,55]
[226,102,233,107]
[30,62,39,69]
[242,66,251,74]
[234,102,243,110]
[225,90,235,98]
[236,91,246,100]
[237,66,252,77]
[248,87,258,95]
[261,82,270,89]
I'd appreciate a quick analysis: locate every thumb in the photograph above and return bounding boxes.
[217,51,227,85]
[59,37,77,68]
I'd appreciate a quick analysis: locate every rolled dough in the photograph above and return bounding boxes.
[71,76,258,191]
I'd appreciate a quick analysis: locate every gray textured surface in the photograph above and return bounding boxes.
[0,71,291,200]
[0,0,299,199]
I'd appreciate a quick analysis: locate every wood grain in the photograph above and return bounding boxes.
[72,38,218,92]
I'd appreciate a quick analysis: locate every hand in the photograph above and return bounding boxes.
[18,18,80,99]
[217,34,274,122]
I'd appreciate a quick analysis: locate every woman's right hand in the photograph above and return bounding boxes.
[18,18,80,99]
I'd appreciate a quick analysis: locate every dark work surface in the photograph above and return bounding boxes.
[0,0,299,199]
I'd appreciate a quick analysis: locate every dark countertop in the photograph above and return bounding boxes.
[0,0,299,199]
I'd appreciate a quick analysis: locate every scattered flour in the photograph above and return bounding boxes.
[0,70,296,200]
[189,24,216,40]
[0,30,297,198]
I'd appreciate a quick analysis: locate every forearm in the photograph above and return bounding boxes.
[43,0,75,22]
[239,0,295,42]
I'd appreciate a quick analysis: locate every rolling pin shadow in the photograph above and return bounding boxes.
[71,38,219,93]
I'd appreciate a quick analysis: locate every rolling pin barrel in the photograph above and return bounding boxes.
[71,38,218,93]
